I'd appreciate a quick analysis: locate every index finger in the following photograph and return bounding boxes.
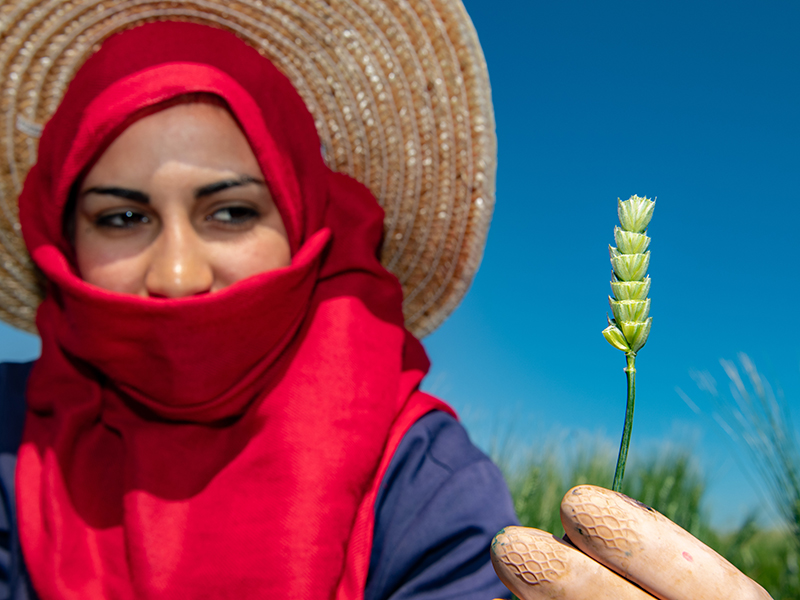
[560,485,772,600]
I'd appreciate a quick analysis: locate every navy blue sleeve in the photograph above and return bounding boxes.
[1,361,37,600]
[0,362,33,454]
[366,411,518,600]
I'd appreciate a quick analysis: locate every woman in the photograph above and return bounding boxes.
[1,18,517,600]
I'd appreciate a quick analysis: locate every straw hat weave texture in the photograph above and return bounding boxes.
[0,0,496,337]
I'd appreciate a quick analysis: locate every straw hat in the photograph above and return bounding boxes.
[0,0,495,338]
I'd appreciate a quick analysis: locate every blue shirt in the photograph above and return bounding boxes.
[0,362,517,599]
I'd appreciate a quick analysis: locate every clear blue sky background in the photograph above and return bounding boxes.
[420,0,800,528]
[2,0,799,528]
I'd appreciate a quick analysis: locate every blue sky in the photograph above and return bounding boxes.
[2,0,799,527]
[419,0,800,527]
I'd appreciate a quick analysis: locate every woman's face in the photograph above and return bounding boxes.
[74,102,291,298]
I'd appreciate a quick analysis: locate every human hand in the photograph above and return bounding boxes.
[490,485,772,600]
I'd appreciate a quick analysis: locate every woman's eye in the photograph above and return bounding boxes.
[96,210,151,229]
[208,206,259,225]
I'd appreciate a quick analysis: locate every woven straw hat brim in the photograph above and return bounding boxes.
[0,0,496,338]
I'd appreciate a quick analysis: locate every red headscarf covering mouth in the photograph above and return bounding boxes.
[16,20,452,600]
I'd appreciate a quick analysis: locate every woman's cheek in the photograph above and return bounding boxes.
[76,239,153,296]
[210,230,291,288]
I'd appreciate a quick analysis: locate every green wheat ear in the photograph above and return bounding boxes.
[603,195,655,353]
[602,195,655,492]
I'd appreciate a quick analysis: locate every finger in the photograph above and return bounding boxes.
[560,485,772,600]
[491,526,657,600]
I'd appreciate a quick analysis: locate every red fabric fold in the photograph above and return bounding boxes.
[17,22,453,599]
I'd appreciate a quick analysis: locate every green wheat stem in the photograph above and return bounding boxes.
[603,195,654,491]
[613,352,637,492]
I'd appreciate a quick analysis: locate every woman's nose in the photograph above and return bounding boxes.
[144,220,213,298]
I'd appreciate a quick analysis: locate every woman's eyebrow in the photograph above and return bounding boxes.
[80,187,150,203]
[196,175,265,198]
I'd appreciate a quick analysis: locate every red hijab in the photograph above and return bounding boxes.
[17,21,452,599]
